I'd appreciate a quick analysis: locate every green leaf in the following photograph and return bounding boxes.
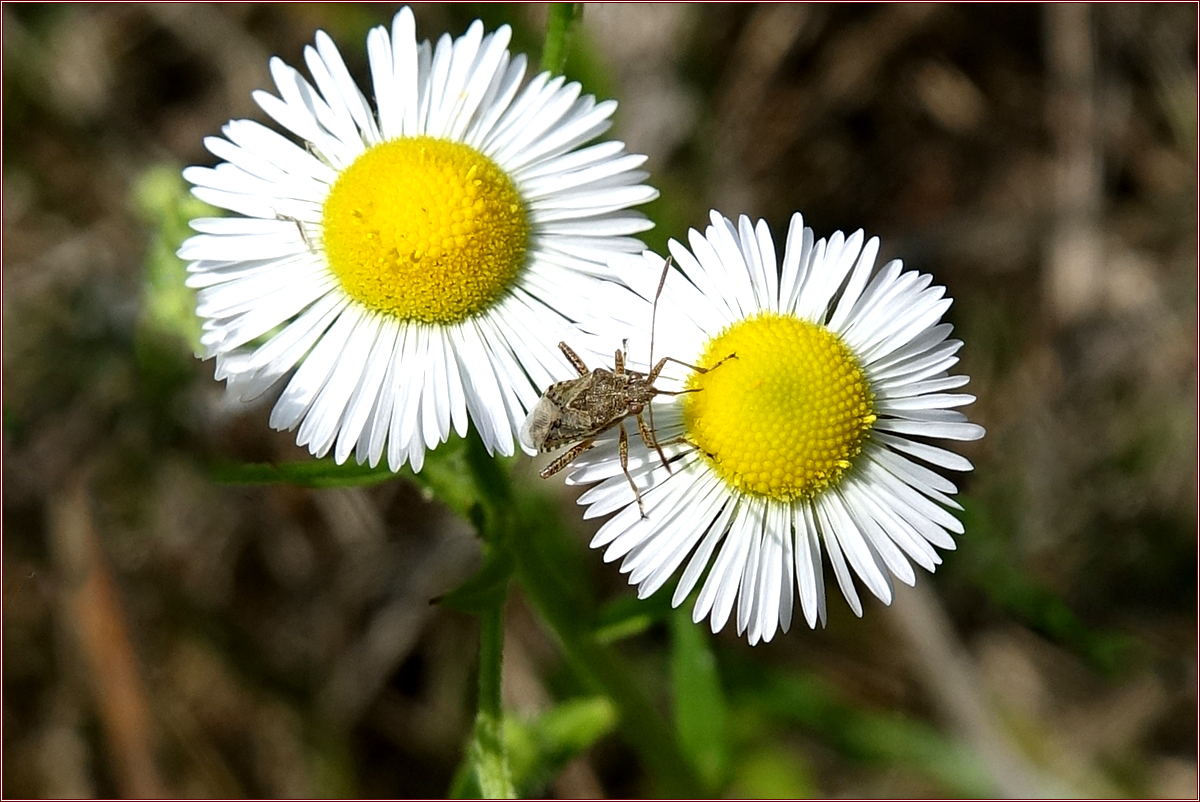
[402,435,479,521]
[462,430,513,508]
[448,763,480,799]
[530,696,618,754]
[505,697,618,796]
[207,435,484,512]
[509,493,592,622]
[133,164,214,360]
[209,458,399,488]
[594,585,675,643]
[453,708,515,799]
[439,547,514,615]
[452,697,617,799]
[730,746,817,799]
[471,711,515,798]
[670,606,729,791]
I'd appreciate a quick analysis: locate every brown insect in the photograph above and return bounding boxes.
[520,258,734,517]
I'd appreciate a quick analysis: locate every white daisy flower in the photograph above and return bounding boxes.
[178,7,657,472]
[564,211,985,645]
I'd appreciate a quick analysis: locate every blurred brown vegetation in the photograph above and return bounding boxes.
[3,4,1196,798]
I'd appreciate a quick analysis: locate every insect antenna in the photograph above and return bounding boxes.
[648,255,671,373]
[645,256,673,472]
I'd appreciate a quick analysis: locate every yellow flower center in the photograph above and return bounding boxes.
[321,136,529,324]
[683,312,876,501]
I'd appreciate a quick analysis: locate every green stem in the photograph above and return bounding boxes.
[477,599,505,730]
[471,595,514,799]
[457,433,516,799]
[541,3,582,76]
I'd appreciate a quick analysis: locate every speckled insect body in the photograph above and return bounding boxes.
[520,259,735,517]
[522,351,655,453]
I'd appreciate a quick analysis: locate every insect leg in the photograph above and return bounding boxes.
[647,352,737,382]
[655,433,708,457]
[558,342,591,377]
[619,422,647,518]
[636,410,673,474]
[274,210,313,252]
[539,437,596,478]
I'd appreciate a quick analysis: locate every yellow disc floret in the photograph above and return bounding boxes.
[684,312,876,501]
[321,136,529,324]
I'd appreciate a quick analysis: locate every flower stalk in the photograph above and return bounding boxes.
[542,3,583,75]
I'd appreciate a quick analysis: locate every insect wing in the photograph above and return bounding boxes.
[520,393,560,452]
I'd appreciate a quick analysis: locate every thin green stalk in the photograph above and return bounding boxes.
[456,434,516,799]
[470,596,515,799]
[541,3,582,76]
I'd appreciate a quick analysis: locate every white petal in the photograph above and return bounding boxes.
[794,503,827,628]
[815,499,863,617]
[828,236,880,331]
[336,317,399,464]
[875,431,974,472]
[674,497,738,608]
[269,304,359,431]
[736,510,765,639]
[367,24,400,138]
[779,212,814,313]
[819,492,893,605]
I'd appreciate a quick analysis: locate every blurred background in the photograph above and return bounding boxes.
[3,3,1196,798]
